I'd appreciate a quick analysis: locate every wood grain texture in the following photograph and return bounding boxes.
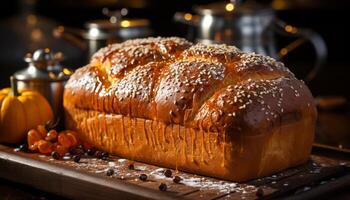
[0,144,349,200]
[0,145,179,200]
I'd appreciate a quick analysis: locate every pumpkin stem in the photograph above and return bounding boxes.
[10,76,19,96]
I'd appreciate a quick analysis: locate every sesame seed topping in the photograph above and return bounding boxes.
[235,53,287,72]
[68,37,311,132]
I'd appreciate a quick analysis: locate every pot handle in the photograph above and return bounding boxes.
[274,19,327,82]
[174,12,199,26]
[53,26,87,50]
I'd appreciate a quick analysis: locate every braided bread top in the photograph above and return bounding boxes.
[64,37,316,135]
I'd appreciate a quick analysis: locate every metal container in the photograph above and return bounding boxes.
[13,48,72,122]
[174,1,327,81]
[54,8,153,59]
[193,2,276,56]
[83,18,152,58]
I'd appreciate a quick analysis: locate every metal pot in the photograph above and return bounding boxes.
[13,48,72,124]
[174,1,327,81]
[54,8,153,60]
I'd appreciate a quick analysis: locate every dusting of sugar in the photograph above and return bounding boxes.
[63,156,71,160]
[108,162,116,167]
[95,169,108,173]
[149,168,242,193]
[29,150,348,199]
[135,165,147,171]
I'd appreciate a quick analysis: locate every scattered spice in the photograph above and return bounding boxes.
[18,144,28,152]
[102,152,109,158]
[70,147,84,156]
[101,156,109,161]
[94,151,103,159]
[164,169,172,177]
[139,174,148,181]
[173,176,182,184]
[51,151,60,160]
[256,187,264,197]
[73,155,81,163]
[159,183,167,191]
[86,148,96,156]
[106,168,114,176]
[128,163,135,170]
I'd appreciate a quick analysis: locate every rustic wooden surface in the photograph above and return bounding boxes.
[0,144,349,200]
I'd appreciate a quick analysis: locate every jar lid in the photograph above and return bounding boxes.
[14,48,71,82]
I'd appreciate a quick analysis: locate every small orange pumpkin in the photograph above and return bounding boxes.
[0,77,54,143]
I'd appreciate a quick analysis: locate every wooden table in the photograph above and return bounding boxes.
[0,144,349,200]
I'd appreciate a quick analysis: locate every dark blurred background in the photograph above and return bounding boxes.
[0,1,349,199]
[0,0,349,98]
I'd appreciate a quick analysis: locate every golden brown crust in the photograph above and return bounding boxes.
[64,37,317,181]
[65,37,306,130]
[64,106,315,181]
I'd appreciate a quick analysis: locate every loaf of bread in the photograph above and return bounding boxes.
[64,37,317,181]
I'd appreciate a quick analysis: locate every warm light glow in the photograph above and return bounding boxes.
[89,28,99,37]
[272,0,288,10]
[110,16,117,24]
[121,20,131,27]
[57,26,64,33]
[280,48,288,56]
[27,14,37,26]
[285,25,293,32]
[184,13,193,21]
[285,25,298,33]
[202,15,213,28]
[121,8,128,16]
[63,68,73,75]
[225,3,235,12]
[31,28,42,41]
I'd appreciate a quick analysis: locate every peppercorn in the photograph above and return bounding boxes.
[69,147,84,156]
[94,151,104,159]
[18,144,28,152]
[101,156,109,161]
[106,168,114,176]
[139,174,147,181]
[173,176,182,184]
[51,151,60,160]
[101,152,109,158]
[159,183,167,191]
[164,169,172,177]
[73,155,81,163]
[86,148,95,156]
[128,163,135,170]
[256,187,264,197]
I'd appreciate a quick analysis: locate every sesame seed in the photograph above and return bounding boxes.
[82,37,303,132]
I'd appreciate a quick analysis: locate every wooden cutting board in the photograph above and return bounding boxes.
[0,144,349,200]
